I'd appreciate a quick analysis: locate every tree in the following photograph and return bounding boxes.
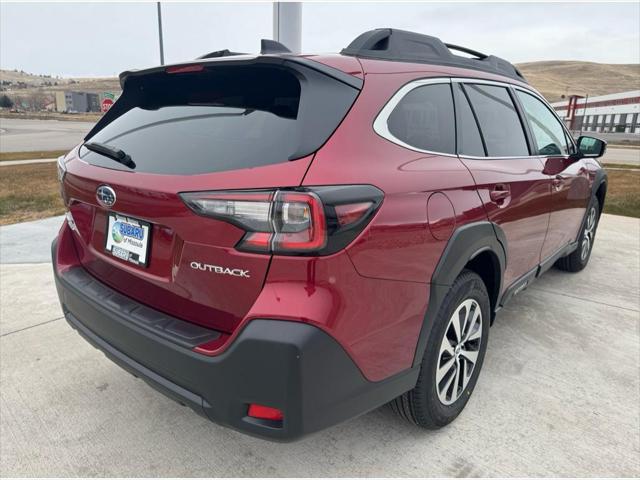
[0,94,14,109]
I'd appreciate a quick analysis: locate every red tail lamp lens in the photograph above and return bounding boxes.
[180,190,326,254]
[248,404,284,421]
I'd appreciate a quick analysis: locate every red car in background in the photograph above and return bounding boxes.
[53,29,607,441]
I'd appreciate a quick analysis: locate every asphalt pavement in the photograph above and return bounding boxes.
[0,118,92,153]
[0,213,638,476]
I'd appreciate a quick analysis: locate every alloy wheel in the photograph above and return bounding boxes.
[581,206,597,262]
[436,299,483,405]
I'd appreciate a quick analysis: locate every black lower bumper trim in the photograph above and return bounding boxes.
[53,239,418,441]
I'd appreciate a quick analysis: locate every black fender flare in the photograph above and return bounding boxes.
[411,221,506,367]
[591,167,608,212]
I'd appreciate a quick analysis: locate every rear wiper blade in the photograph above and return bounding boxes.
[84,142,136,169]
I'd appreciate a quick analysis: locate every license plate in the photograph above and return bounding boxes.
[105,213,151,267]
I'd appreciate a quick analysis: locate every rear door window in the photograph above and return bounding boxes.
[463,84,530,157]
[81,64,359,175]
[516,90,570,156]
[453,83,486,157]
[386,83,456,154]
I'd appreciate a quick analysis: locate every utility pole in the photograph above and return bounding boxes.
[272,2,302,53]
[157,2,165,65]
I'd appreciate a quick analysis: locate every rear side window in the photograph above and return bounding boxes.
[453,83,485,157]
[386,83,456,154]
[82,64,359,175]
[516,90,570,156]
[464,84,530,157]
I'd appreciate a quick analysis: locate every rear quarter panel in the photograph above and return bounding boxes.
[296,71,489,380]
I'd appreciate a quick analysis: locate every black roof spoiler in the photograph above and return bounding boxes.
[341,28,527,83]
[92,56,363,141]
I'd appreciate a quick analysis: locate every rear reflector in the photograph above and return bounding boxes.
[335,201,374,226]
[248,404,284,421]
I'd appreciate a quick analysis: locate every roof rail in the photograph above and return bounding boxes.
[196,49,246,60]
[341,28,526,83]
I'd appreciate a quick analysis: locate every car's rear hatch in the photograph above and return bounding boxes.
[62,56,361,333]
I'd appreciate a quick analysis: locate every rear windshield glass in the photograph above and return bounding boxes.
[81,64,358,175]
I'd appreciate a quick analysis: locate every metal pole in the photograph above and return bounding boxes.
[272,2,302,53]
[157,2,165,65]
[580,94,588,136]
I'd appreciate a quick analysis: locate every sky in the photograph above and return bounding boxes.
[1,1,639,77]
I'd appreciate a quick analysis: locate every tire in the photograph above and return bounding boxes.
[390,269,490,429]
[555,198,600,273]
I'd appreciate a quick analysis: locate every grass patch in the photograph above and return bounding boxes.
[603,169,640,218]
[0,163,65,225]
[603,163,639,170]
[0,150,68,162]
[0,162,637,226]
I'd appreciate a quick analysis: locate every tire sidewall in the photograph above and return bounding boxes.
[419,272,490,426]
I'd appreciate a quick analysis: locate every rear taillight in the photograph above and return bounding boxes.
[180,186,383,256]
[57,155,69,206]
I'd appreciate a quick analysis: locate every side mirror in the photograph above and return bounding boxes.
[574,136,607,159]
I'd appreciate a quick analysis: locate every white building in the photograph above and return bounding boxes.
[550,90,640,134]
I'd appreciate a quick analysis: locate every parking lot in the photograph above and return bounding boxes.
[0,213,638,477]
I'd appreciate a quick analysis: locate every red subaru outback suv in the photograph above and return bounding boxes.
[53,29,607,441]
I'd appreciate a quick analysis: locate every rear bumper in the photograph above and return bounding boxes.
[52,238,417,441]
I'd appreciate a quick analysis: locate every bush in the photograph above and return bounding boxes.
[0,94,14,108]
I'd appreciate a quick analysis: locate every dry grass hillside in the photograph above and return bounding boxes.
[2,61,639,106]
[516,61,640,102]
[0,69,120,94]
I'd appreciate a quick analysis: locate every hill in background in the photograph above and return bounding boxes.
[516,61,640,102]
[2,60,639,107]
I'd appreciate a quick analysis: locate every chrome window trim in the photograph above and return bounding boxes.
[374,75,576,160]
[459,154,545,161]
[372,77,458,157]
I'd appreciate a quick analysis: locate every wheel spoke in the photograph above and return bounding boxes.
[440,336,454,356]
[467,326,482,342]
[439,367,456,400]
[451,361,461,400]
[460,349,479,365]
[460,358,470,390]
[436,357,455,384]
[451,308,463,344]
[463,307,481,343]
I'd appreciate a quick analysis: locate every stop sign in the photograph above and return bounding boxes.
[101,98,114,112]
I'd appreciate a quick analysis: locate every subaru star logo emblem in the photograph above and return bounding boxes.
[96,185,116,208]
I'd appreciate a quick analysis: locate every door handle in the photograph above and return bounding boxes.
[489,185,510,203]
[552,174,568,190]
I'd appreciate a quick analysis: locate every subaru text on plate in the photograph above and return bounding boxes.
[52,29,607,441]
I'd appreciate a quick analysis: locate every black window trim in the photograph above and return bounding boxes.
[455,79,534,159]
[452,77,578,160]
[454,82,488,157]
